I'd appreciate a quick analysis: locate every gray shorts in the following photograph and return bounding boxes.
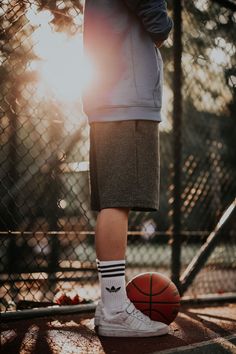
[89,120,160,212]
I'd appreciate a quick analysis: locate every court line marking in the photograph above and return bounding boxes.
[151,334,236,354]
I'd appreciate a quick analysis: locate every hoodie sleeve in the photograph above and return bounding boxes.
[124,0,173,41]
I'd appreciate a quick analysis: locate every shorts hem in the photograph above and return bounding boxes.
[91,200,159,212]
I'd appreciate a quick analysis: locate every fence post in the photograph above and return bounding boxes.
[7,87,19,303]
[47,115,62,293]
[171,0,183,292]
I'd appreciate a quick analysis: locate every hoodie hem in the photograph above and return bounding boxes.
[86,106,162,123]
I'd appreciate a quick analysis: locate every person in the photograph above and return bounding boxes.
[82,0,173,337]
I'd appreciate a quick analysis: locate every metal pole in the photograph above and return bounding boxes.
[7,87,20,304]
[47,115,63,292]
[1,303,96,321]
[171,0,183,292]
[180,199,236,294]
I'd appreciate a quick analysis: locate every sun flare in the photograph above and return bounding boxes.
[26,8,95,102]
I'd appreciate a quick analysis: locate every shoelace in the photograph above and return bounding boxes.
[131,308,151,323]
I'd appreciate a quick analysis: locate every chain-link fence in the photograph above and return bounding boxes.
[0,0,236,313]
[179,0,236,297]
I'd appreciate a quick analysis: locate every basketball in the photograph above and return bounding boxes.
[126,272,180,325]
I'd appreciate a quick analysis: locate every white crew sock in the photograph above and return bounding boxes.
[97,259,128,314]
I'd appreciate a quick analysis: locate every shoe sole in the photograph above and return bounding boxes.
[98,324,169,337]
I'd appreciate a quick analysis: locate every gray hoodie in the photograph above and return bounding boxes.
[82,0,173,123]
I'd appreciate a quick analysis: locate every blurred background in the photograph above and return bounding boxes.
[0,0,236,313]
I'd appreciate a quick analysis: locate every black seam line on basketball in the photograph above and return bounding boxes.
[101,273,125,278]
[133,307,170,323]
[98,264,125,269]
[131,281,150,296]
[130,279,172,297]
[150,309,170,323]
[151,283,172,297]
[149,272,153,319]
[99,268,125,273]
[135,308,176,321]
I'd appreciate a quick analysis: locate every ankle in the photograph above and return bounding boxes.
[104,298,129,315]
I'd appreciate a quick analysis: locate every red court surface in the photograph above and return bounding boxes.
[1,302,236,354]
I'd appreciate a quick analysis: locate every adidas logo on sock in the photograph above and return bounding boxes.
[106,286,121,293]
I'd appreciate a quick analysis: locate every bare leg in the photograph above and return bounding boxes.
[95,207,130,261]
[94,208,169,337]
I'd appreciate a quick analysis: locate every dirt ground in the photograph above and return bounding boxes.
[1,302,236,354]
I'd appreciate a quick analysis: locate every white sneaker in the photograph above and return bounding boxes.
[94,300,102,327]
[98,300,169,337]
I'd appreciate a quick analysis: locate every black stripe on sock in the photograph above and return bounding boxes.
[99,263,125,269]
[101,273,125,278]
[99,268,125,274]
